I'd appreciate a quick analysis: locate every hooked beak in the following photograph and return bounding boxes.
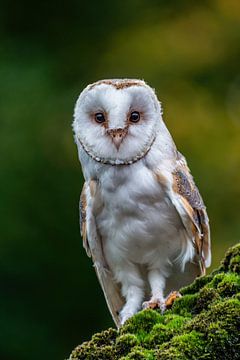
[106,128,128,149]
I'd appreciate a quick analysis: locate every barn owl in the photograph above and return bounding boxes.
[73,79,211,327]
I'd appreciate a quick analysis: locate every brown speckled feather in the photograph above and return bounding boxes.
[88,79,143,91]
[155,152,211,275]
[171,152,211,273]
[80,183,91,257]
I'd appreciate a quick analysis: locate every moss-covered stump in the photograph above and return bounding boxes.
[69,244,240,360]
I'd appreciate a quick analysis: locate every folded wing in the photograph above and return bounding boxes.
[80,181,124,327]
[160,152,211,274]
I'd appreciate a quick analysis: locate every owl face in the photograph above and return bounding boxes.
[73,79,162,165]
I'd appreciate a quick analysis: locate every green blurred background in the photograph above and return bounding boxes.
[0,0,239,359]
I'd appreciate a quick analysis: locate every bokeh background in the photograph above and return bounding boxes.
[0,1,240,359]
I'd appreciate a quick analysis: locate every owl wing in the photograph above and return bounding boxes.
[80,181,124,327]
[156,151,211,274]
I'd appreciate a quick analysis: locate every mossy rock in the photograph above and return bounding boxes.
[68,244,240,360]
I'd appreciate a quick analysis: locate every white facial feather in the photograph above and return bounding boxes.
[73,80,173,165]
[73,79,211,326]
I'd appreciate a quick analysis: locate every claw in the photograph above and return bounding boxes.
[142,298,164,311]
[165,291,182,309]
[142,291,182,313]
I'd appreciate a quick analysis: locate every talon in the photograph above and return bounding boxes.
[142,299,163,310]
[165,291,182,309]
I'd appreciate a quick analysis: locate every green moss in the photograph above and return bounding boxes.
[91,328,117,347]
[70,343,116,360]
[121,347,155,360]
[121,309,164,335]
[156,331,207,360]
[229,255,240,273]
[69,328,118,360]
[180,274,213,295]
[193,287,220,313]
[148,314,190,346]
[187,298,240,359]
[220,244,240,271]
[188,298,240,334]
[171,293,198,316]
[115,334,139,356]
[68,244,240,360]
[216,273,240,297]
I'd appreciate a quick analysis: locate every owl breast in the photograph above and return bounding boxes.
[95,161,189,271]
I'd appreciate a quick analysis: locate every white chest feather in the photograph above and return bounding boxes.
[94,161,188,272]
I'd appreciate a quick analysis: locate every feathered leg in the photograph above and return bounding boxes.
[143,269,181,311]
[116,263,144,325]
[142,269,166,310]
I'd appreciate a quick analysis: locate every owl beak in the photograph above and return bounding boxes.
[106,128,128,150]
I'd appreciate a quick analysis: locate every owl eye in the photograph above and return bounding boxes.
[129,111,140,123]
[95,112,105,123]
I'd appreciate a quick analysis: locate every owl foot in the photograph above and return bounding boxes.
[142,291,182,313]
[142,298,165,312]
[164,291,182,309]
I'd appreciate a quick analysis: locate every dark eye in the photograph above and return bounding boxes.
[129,111,140,123]
[95,112,105,123]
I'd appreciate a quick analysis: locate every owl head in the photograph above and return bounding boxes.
[73,79,167,165]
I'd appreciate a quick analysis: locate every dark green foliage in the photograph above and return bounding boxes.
[221,245,240,274]
[68,244,240,359]
[115,334,139,356]
[70,329,118,360]
[91,328,118,347]
[229,255,240,274]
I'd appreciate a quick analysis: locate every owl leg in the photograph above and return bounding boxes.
[117,264,144,325]
[142,269,166,311]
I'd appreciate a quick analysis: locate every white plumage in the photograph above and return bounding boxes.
[73,79,211,326]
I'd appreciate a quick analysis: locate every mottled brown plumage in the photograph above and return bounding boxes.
[89,79,143,91]
[171,152,210,274]
[80,183,90,257]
